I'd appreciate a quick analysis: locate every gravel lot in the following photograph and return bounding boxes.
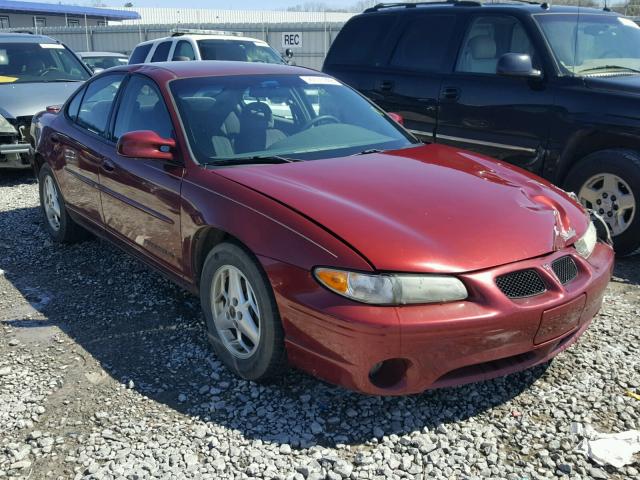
[0,170,638,480]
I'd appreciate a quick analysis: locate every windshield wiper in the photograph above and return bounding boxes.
[206,155,300,167]
[351,149,383,156]
[578,65,640,74]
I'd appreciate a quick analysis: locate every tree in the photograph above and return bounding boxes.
[124,2,134,7]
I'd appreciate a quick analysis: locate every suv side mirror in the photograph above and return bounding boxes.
[496,53,542,79]
[117,130,176,161]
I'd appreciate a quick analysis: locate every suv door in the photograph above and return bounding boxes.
[370,12,460,140]
[100,74,185,272]
[436,14,554,174]
[56,73,125,226]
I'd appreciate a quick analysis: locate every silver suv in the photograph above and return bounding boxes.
[0,33,91,169]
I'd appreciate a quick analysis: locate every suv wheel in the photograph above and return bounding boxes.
[38,164,89,243]
[200,242,287,382]
[564,149,640,256]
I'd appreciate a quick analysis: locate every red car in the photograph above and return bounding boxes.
[31,61,614,395]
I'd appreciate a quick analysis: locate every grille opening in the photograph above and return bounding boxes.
[551,256,578,285]
[496,269,546,299]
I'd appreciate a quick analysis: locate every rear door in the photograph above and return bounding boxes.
[435,14,554,174]
[370,12,461,140]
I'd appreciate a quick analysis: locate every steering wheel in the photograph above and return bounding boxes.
[39,67,59,77]
[303,115,340,130]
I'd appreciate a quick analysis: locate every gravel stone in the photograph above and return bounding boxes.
[0,170,637,480]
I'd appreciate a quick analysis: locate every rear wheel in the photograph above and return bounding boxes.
[38,164,89,243]
[564,149,640,256]
[200,242,287,382]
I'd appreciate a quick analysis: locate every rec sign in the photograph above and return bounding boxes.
[282,32,302,49]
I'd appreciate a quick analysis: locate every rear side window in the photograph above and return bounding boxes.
[129,43,152,64]
[390,15,456,71]
[151,41,172,62]
[173,40,196,61]
[325,15,396,66]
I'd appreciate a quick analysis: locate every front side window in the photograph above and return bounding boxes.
[197,40,284,64]
[76,74,124,136]
[173,40,196,61]
[170,74,417,164]
[129,43,152,64]
[535,13,640,76]
[0,43,89,84]
[456,15,538,74]
[390,15,456,72]
[113,75,174,140]
[150,41,172,62]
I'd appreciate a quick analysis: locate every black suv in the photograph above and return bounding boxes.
[324,1,640,255]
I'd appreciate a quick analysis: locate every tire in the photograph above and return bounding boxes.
[563,149,640,256]
[200,242,287,382]
[38,164,89,243]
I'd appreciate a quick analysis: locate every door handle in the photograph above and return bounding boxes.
[101,159,115,173]
[440,86,461,101]
[50,133,59,144]
[378,80,394,92]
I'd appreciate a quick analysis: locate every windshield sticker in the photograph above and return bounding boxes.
[0,75,17,83]
[39,43,65,49]
[618,17,639,29]
[300,76,341,86]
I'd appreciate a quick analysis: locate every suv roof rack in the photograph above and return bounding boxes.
[170,28,244,37]
[364,1,481,12]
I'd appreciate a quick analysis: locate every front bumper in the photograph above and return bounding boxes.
[261,242,614,395]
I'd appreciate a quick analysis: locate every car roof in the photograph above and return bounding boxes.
[136,34,268,47]
[360,2,619,16]
[0,32,59,43]
[77,51,127,57]
[106,60,316,79]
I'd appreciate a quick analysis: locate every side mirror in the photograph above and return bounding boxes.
[496,53,542,78]
[117,130,176,161]
[388,112,404,125]
[92,67,104,75]
[285,48,294,59]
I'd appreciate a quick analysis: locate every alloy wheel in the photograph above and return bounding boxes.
[211,265,262,359]
[578,173,636,236]
[43,176,61,232]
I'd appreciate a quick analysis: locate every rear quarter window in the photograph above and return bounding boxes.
[325,14,396,67]
[151,41,173,62]
[129,43,152,64]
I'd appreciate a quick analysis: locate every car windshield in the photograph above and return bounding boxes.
[82,56,128,70]
[0,42,89,84]
[170,74,417,164]
[535,13,640,76]
[197,40,284,64]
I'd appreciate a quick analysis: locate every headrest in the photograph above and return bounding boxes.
[470,36,496,60]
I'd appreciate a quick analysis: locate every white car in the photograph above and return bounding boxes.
[128,29,286,65]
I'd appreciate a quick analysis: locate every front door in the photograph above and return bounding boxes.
[99,74,185,273]
[436,14,554,175]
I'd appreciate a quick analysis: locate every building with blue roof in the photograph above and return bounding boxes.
[0,0,139,30]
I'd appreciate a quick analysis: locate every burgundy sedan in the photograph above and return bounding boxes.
[31,61,614,395]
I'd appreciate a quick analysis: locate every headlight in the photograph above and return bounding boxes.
[574,220,597,259]
[0,115,17,135]
[314,268,468,305]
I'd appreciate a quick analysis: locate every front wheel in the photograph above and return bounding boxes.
[564,149,640,256]
[200,242,287,382]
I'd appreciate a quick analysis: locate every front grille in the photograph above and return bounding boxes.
[496,269,546,299]
[551,256,578,285]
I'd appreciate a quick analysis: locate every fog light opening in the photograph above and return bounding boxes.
[368,358,408,389]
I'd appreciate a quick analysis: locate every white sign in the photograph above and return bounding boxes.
[282,32,302,49]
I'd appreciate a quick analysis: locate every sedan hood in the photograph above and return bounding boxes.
[218,145,588,273]
[0,81,82,118]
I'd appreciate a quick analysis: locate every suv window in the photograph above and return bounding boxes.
[129,43,152,64]
[113,75,174,141]
[390,15,456,71]
[324,15,395,66]
[456,16,537,74]
[173,40,196,61]
[150,41,172,62]
[76,74,124,136]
